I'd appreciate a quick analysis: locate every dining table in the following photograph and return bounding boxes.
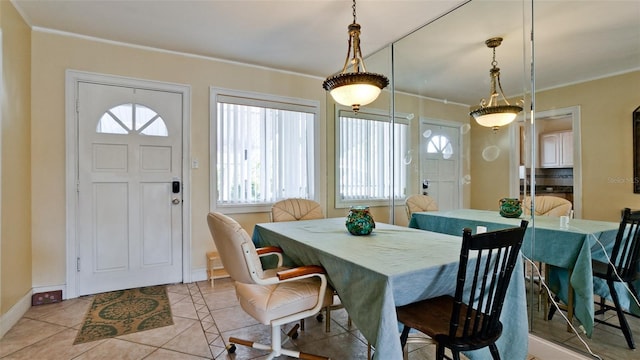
[408,208,640,338]
[251,217,529,360]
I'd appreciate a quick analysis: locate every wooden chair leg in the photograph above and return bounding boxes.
[325,306,331,332]
[400,326,410,348]
[436,344,445,360]
[489,343,501,360]
[609,280,635,349]
[566,268,574,332]
[537,261,544,312]
[543,263,550,318]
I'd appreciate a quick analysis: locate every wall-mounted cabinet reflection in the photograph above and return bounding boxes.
[540,131,573,168]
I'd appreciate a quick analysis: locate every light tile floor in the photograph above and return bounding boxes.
[525,278,640,360]
[0,278,635,359]
[0,280,374,360]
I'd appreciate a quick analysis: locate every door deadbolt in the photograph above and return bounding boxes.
[172,198,181,204]
[172,181,181,193]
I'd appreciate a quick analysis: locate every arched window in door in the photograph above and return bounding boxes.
[425,133,453,159]
[96,103,168,136]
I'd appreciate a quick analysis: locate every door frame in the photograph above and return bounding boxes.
[419,117,465,210]
[512,106,582,218]
[64,70,192,299]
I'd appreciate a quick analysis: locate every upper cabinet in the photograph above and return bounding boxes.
[540,131,573,168]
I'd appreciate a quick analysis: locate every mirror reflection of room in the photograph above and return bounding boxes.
[388,1,639,359]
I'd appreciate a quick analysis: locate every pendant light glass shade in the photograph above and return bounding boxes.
[472,105,522,128]
[323,1,388,113]
[470,37,522,132]
[324,73,386,110]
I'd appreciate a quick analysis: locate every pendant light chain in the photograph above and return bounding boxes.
[492,46,498,68]
[352,0,357,24]
[469,37,523,131]
[322,0,389,113]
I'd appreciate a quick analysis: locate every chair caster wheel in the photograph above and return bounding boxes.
[316,313,324,322]
[226,344,236,354]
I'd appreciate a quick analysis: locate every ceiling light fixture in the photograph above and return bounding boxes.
[323,0,389,113]
[470,37,523,132]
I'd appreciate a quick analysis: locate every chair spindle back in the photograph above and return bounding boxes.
[451,220,528,341]
[610,208,640,280]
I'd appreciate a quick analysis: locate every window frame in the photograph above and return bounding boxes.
[334,106,412,208]
[210,87,320,214]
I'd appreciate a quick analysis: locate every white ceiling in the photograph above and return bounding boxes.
[13,0,640,105]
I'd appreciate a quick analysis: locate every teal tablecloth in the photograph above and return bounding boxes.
[408,209,638,338]
[252,217,528,360]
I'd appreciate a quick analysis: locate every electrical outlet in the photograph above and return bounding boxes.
[32,290,62,306]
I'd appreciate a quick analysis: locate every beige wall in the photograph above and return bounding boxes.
[1,0,32,316]
[30,30,328,289]
[470,120,514,210]
[29,28,474,294]
[469,71,640,221]
[536,72,640,221]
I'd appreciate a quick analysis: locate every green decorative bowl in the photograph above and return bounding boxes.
[345,206,375,235]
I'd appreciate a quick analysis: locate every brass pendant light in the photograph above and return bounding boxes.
[323,0,389,113]
[470,37,523,132]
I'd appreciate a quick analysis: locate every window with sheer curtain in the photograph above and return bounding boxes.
[336,109,409,206]
[211,88,318,211]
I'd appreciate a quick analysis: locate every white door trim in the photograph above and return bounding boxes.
[65,70,192,299]
[514,106,582,218]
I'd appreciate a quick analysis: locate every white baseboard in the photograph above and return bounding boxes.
[528,334,591,360]
[2,270,209,338]
[191,268,208,283]
[0,289,32,338]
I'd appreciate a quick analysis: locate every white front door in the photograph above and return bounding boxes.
[76,82,183,295]
[419,121,461,211]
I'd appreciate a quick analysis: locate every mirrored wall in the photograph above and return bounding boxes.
[327,0,640,357]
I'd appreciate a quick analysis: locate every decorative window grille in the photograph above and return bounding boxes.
[97,103,168,136]
[426,134,454,159]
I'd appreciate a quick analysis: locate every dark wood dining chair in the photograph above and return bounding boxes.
[592,207,640,349]
[548,207,640,348]
[396,220,528,360]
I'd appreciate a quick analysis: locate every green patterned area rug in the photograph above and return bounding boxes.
[74,285,173,344]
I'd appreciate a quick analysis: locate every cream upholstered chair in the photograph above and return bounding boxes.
[207,212,333,359]
[271,198,324,221]
[522,195,572,217]
[271,198,348,333]
[405,194,439,220]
